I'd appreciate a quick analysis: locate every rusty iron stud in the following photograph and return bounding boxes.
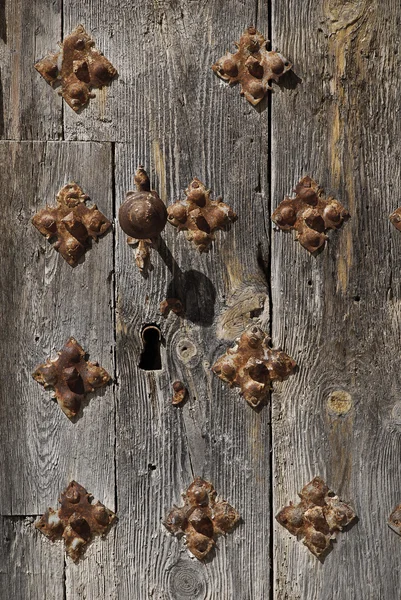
[212,26,292,106]
[160,298,184,318]
[35,481,116,562]
[119,166,167,272]
[172,380,187,406]
[388,503,401,537]
[389,207,401,232]
[272,176,350,253]
[35,25,117,111]
[32,337,111,419]
[212,325,296,409]
[163,477,240,560]
[276,477,357,558]
[167,178,237,252]
[32,183,111,267]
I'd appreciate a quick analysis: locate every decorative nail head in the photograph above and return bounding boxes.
[35,25,117,111]
[35,481,116,561]
[32,337,110,419]
[167,178,237,252]
[276,477,357,558]
[212,325,296,408]
[212,26,291,105]
[164,477,240,560]
[32,183,111,266]
[272,176,349,253]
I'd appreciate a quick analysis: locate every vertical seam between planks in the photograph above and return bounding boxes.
[62,554,67,600]
[267,0,274,599]
[60,0,64,140]
[111,142,118,515]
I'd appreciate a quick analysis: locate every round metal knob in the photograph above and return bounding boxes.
[118,167,167,240]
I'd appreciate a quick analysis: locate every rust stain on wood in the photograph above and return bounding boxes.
[152,139,167,203]
[324,1,371,292]
[325,390,354,492]
[97,86,107,121]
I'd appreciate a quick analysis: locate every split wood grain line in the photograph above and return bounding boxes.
[272,0,401,599]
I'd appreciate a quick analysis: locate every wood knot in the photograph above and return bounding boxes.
[168,559,206,599]
[327,390,352,416]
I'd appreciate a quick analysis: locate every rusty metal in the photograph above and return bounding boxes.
[163,477,240,560]
[212,325,296,409]
[167,178,237,252]
[172,380,187,406]
[272,176,349,253]
[389,207,401,232]
[160,298,184,318]
[388,503,401,537]
[35,481,116,562]
[119,167,167,272]
[212,26,291,106]
[32,337,111,419]
[276,477,357,558]
[35,25,117,111]
[32,183,111,267]
[141,324,162,342]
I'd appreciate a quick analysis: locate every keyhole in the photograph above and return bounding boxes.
[139,325,162,371]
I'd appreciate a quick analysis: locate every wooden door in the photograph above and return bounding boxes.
[1,1,401,598]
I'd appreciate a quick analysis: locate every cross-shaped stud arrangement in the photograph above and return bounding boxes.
[276,477,357,558]
[35,25,117,111]
[32,183,111,266]
[167,178,237,252]
[272,176,350,253]
[212,325,296,409]
[163,477,240,560]
[212,26,292,106]
[35,481,116,562]
[32,337,111,419]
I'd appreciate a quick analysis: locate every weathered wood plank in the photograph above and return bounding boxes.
[0,0,62,140]
[65,526,118,600]
[271,1,401,598]
[0,516,64,600]
[109,0,274,595]
[0,141,114,515]
[0,140,116,598]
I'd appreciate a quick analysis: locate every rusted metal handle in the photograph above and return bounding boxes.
[118,167,167,273]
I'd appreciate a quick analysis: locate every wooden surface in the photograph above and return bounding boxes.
[271,0,401,599]
[1,0,401,598]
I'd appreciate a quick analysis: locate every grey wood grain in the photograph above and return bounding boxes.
[0,141,115,596]
[0,0,62,140]
[110,0,274,594]
[0,516,64,600]
[271,1,401,598]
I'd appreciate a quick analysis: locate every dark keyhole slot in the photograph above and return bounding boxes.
[139,325,162,371]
